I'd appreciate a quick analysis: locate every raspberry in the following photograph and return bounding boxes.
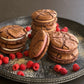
[61,27,68,32]
[0,60,2,65]
[24,50,29,56]
[56,27,60,32]
[20,64,26,71]
[12,64,19,71]
[54,64,62,72]
[60,68,68,75]
[16,52,23,59]
[73,63,80,71]
[28,34,31,38]
[0,54,4,60]
[9,53,16,60]
[17,71,25,76]
[26,61,34,69]
[56,23,59,27]
[26,26,31,31]
[33,63,40,71]
[2,57,9,64]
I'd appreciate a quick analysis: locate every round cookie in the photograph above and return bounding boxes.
[0,25,27,44]
[0,36,27,45]
[32,18,57,26]
[48,48,78,64]
[32,9,57,23]
[0,46,25,54]
[50,31,79,54]
[29,30,50,60]
[31,22,57,31]
[0,42,26,49]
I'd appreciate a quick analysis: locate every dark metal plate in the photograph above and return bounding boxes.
[0,16,84,84]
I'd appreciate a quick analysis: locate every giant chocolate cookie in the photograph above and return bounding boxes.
[48,48,78,64]
[29,30,50,60]
[32,9,57,23]
[49,31,79,53]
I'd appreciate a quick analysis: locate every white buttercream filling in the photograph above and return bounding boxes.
[1,36,24,41]
[2,47,23,51]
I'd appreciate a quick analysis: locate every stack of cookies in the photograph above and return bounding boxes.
[48,31,79,64]
[0,25,27,54]
[31,9,57,38]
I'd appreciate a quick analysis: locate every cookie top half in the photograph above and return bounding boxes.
[29,30,50,60]
[32,9,57,23]
[50,31,79,51]
[0,25,27,39]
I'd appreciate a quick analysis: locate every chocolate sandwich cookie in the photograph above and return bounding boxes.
[0,36,27,45]
[31,27,56,38]
[0,25,27,44]
[32,9,57,22]
[0,46,25,54]
[32,17,57,26]
[0,42,26,49]
[49,31,79,54]
[31,22,57,31]
[29,30,50,60]
[48,48,78,64]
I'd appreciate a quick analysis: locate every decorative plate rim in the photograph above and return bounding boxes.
[0,16,84,84]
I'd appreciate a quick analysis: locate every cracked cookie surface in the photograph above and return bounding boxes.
[50,31,79,53]
[29,30,50,59]
[0,25,27,39]
[32,9,57,22]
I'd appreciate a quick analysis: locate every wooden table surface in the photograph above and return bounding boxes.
[0,0,84,84]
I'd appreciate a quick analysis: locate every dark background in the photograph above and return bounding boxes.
[0,0,84,84]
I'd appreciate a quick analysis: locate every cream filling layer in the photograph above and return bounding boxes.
[2,47,23,51]
[1,36,24,41]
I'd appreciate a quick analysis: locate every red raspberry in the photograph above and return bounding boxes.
[56,27,60,32]
[26,61,34,69]
[2,57,9,64]
[24,50,29,56]
[12,64,19,71]
[20,64,26,71]
[33,63,40,71]
[56,23,59,27]
[73,63,80,71]
[0,60,2,65]
[0,54,4,60]
[60,68,68,75]
[61,27,68,32]
[54,64,62,72]
[26,26,31,31]
[16,52,23,59]
[9,53,16,60]
[17,71,25,76]
[28,34,31,38]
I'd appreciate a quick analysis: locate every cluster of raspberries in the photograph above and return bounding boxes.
[0,50,29,65]
[9,51,39,76]
[0,54,9,65]
[56,23,68,32]
[25,26,31,38]
[13,61,40,76]
[54,64,80,75]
